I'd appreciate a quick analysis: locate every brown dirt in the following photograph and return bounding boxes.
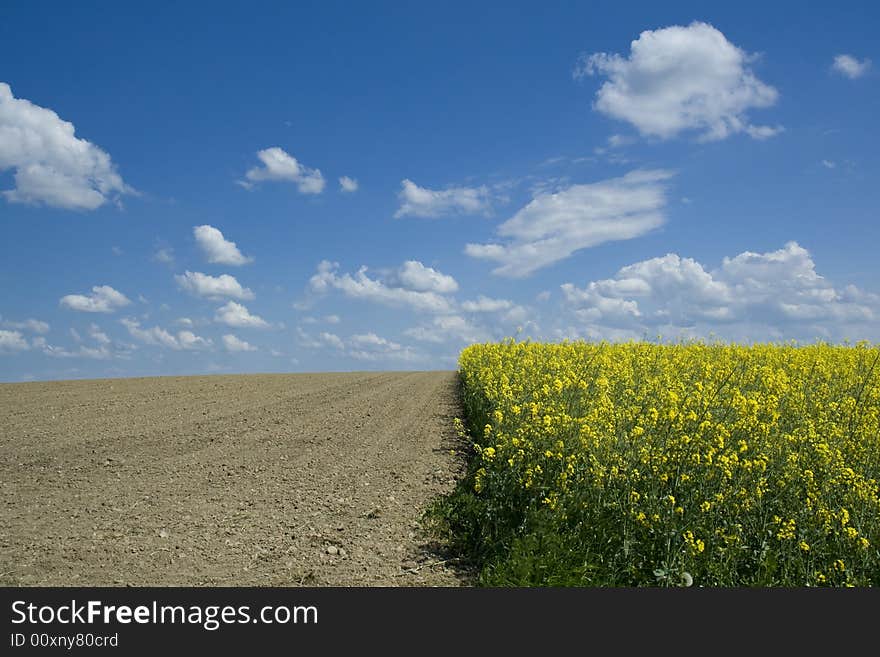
[0,371,472,586]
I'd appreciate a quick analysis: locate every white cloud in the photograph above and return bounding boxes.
[35,328,131,360]
[404,315,490,344]
[121,319,179,349]
[295,327,322,349]
[175,270,255,300]
[111,246,123,256]
[60,285,131,313]
[88,323,111,345]
[0,329,29,352]
[607,134,635,148]
[1,317,49,334]
[214,301,270,328]
[72,345,113,359]
[461,296,514,313]
[576,22,781,141]
[558,241,879,341]
[394,179,491,218]
[177,330,212,350]
[193,225,254,266]
[153,247,174,264]
[309,260,455,314]
[121,318,212,350]
[39,342,112,360]
[176,317,194,327]
[348,332,396,349]
[832,54,871,79]
[466,169,673,277]
[339,176,358,192]
[744,124,784,140]
[0,82,132,210]
[395,260,459,293]
[503,305,530,325]
[296,328,420,361]
[222,334,257,352]
[822,160,837,169]
[347,332,420,362]
[318,331,344,350]
[300,314,341,326]
[242,147,325,194]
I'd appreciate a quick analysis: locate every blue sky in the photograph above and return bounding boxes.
[1,1,878,382]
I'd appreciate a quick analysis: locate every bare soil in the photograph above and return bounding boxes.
[0,371,471,586]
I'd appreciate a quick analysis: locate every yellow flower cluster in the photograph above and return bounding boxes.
[457,338,880,586]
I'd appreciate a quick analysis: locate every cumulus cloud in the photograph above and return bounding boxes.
[294,327,324,349]
[120,319,179,349]
[38,342,113,360]
[395,260,459,293]
[193,225,253,266]
[153,247,174,264]
[300,314,341,325]
[558,241,879,341]
[121,318,212,350]
[241,147,325,194]
[457,295,530,324]
[461,296,514,313]
[832,54,871,79]
[222,334,257,352]
[177,331,212,350]
[43,323,116,359]
[0,82,133,210]
[575,22,781,141]
[88,323,111,345]
[394,179,491,218]
[348,332,395,349]
[60,285,131,313]
[298,328,420,361]
[318,331,344,350]
[339,176,358,192]
[466,169,673,277]
[309,260,455,314]
[0,329,30,352]
[404,315,490,344]
[1,317,49,334]
[347,332,420,362]
[175,271,255,301]
[214,301,270,328]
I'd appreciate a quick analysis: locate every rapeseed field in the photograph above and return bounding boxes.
[431,339,880,586]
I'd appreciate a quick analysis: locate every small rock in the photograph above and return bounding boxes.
[326,545,339,556]
[339,548,347,557]
[158,529,169,539]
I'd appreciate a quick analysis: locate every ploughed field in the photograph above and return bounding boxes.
[0,372,467,586]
